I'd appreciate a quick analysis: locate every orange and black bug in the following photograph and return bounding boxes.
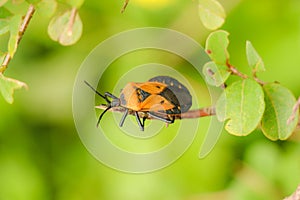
[84,76,192,131]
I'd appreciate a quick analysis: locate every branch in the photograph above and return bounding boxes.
[226,62,247,79]
[225,59,265,85]
[95,105,216,120]
[252,69,266,85]
[121,0,129,13]
[287,96,300,125]
[284,184,300,200]
[0,4,35,73]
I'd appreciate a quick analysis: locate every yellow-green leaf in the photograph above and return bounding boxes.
[37,0,57,17]
[203,61,230,86]
[12,0,25,3]
[198,0,226,30]
[0,7,12,18]
[246,41,265,73]
[64,0,84,8]
[205,30,230,64]
[0,73,28,104]
[216,79,265,136]
[0,0,8,6]
[26,0,41,4]
[48,9,82,46]
[0,20,9,35]
[261,83,298,140]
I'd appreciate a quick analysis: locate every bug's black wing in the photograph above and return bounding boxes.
[148,76,192,113]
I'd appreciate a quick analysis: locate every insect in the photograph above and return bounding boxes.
[84,76,192,131]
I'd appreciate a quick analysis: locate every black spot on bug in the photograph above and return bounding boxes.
[136,88,150,102]
[156,85,161,89]
[160,100,165,104]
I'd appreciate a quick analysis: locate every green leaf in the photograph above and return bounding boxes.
[8,15,22,57]
[48,9,82,46]
[216,79,265,136]
[261,83,298,141]
[0,7,12,18]
[205,30,230,64]
[0,73,28,104]
[37,0,57,17]
[246,41,265,73]
[203,61,230,86]
[198,0,226,30]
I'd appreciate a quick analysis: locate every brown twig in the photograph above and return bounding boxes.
[287,97,300,125]
[253,76,266,85]
[0,4,35,73]
[225,59,265,85]
[121,0,129,13]
[226,59,248,79]
[252,69,266,85]
[95,105,216,120]
[284,184,300,200]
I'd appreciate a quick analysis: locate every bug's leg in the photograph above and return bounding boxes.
[119,108,129,127]
[134,111,144,131]
[142,117,146,127]
[169,115,175,123]
[97,105,112,127]
[148,112,174,124]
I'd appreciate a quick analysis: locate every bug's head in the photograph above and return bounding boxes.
[84,81,120,127]
[110,98,120,107]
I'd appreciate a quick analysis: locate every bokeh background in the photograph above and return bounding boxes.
[1,0,300,199]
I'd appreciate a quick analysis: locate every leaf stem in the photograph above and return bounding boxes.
[252,70,266,85]
[226,60,248,79]
[0,4,35,74]
[67,8,77,37]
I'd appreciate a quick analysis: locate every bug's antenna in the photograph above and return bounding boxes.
[84,81,111,103]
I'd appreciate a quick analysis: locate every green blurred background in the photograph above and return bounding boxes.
[1,0,300,199]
